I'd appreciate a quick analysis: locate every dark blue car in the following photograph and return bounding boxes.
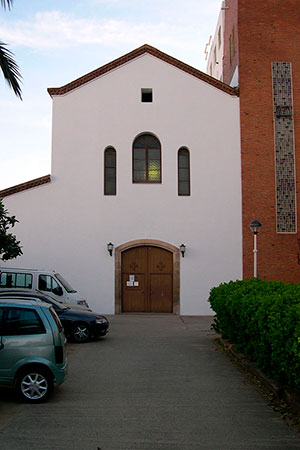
[0,290,109,343]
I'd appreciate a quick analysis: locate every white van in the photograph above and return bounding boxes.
[0,268,89,309]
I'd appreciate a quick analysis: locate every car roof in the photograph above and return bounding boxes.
[0,290,62,305]
[0,289,39,293]
[0,288,57,303]
[0,267,55,274]
[0,289,46,296]
[0,297,51,308]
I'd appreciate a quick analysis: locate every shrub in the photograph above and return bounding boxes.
[209,279,300,388]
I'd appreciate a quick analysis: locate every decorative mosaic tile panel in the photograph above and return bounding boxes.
[272,62,296,233]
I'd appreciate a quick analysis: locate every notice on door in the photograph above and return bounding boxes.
[126,275,139,287]
[126,281,139,287]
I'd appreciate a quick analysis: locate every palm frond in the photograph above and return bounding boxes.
[0,42,22,99]
[1,0,13,10]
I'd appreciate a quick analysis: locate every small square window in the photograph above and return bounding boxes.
[141,88,153,102]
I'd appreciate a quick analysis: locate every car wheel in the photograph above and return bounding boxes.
[72,323,91,343]
[17,367,53,403]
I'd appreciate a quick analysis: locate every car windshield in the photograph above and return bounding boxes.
[47,299,68,311]
[55,274,77,293]
[35,294,68,311]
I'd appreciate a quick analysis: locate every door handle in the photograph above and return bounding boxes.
[0,343,4,350]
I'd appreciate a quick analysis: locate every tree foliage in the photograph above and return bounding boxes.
[0,0,13,10]
[0,199,22,261]
[0,0,22,99]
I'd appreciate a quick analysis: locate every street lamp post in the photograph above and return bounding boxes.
[249,220,262,278]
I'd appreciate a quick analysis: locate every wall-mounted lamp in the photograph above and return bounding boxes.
[180,244,186,258]
[107,242,114,256]
[249,220,262,277]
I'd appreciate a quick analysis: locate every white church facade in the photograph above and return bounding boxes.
[0,45,242,315]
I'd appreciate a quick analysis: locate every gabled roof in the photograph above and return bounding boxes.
[0,175,51,198]
[48,44,238,97]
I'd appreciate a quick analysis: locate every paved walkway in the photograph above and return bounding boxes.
[1,315,300,450]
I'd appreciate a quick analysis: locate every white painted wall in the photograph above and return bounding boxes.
[206,6,225,80]
[2,53,242,315]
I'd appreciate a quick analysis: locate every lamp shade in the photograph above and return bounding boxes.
[249,220,262,234]
[107,242,114,255]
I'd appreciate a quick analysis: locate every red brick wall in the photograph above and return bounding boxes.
[237,0,300,281]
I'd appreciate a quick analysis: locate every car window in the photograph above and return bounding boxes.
[38,275,52,292]
[0,272,33,289]
[3,307,46,336]
[52,278,60,293]
[39,275,60,294]
[0,307,3,334]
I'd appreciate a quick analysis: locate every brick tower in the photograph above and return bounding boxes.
[215,0,300,281]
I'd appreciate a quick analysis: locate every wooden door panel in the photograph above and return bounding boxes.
[148,247,173,273]
[121,246,173,313]
[122,273,145,312]
[150,274,173,313]
[122,247,147,273]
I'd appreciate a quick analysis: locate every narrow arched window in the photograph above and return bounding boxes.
[133,134,161,183]
[178,147,190,196]
[104,147,116,195]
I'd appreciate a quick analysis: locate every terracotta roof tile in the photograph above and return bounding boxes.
[0,175,51,198]
[48,44,238,97]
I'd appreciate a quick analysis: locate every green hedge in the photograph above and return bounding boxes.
[209,279,300,388]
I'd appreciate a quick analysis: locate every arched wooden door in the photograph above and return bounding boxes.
[121,246,173,313]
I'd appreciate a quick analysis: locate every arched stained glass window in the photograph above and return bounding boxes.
[178,147,190,196]
[104,147,116,195]
[133,134,161,183]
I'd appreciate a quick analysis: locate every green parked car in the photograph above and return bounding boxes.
[0,298,68,402]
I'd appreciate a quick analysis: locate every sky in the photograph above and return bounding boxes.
[0,0,221,190]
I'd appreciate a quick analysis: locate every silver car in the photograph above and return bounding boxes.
[0,298,68,402]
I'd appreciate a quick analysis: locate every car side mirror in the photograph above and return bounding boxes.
[53,286,63,297]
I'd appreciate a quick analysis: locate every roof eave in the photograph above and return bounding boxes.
[47,44,239,98]
[0,175,51,198]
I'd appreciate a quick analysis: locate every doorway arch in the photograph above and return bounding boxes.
[115,239,180,314]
